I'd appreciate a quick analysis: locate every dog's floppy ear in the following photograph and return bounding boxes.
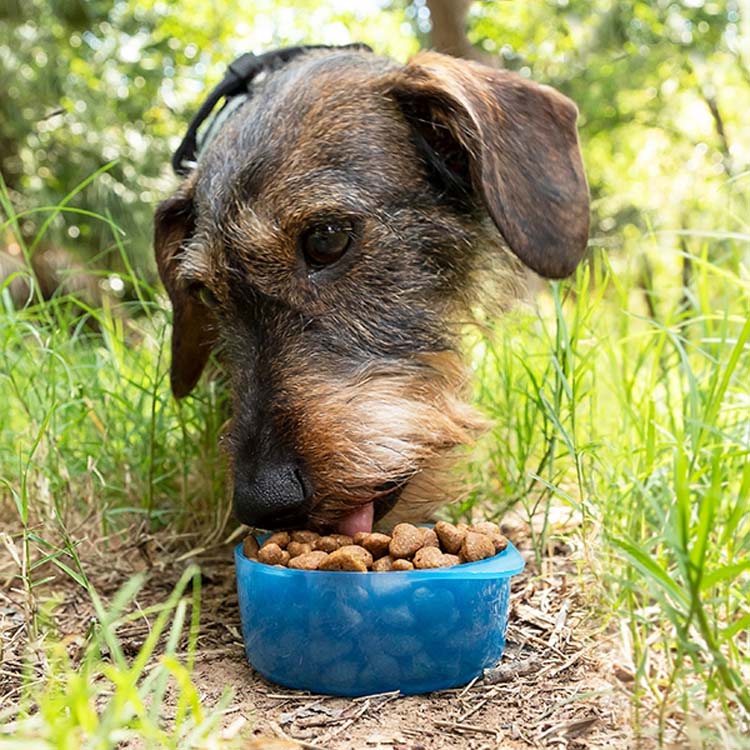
[154,183,216,398]
[384,52,590,278]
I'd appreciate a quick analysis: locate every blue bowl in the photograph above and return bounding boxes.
[235,533,524,696]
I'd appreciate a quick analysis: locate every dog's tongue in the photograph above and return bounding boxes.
[335,501,374,537]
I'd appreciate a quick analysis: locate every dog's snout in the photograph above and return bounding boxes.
[233,461,311,530]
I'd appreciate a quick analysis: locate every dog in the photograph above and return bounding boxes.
[154,44,589,536]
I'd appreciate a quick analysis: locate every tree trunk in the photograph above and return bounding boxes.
[425,0,476,60]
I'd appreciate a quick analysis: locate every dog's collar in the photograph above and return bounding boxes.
[171,43,372,176]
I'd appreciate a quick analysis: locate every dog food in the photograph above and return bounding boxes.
[243,521,508,571]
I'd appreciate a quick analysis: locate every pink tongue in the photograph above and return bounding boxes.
[335,501,374,536]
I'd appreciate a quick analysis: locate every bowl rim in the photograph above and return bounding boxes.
[235,537,525,580]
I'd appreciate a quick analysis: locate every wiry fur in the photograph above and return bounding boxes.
[287,351,486,526]
[154,47,589,531]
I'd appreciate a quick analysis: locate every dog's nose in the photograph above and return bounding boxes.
[233,462,311,529]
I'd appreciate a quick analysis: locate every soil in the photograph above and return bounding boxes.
[0,522,657,750]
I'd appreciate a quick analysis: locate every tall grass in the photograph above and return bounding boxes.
[470,189,750,739]
[0,172,227,538]
[0,566,244,750]
[1,175,237,748]
[2,170,749,745]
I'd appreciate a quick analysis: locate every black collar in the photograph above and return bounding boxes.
[171,43,372,176]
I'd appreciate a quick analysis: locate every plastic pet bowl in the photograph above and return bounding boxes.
[235,532,524,696]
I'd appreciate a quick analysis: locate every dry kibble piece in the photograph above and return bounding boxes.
[262,531,290,549]
[314,534,353,553]
[288,551,329,570]
[319,548,368,572]
[330,534,353,547]
[258,543,290,566]
[337,545,373,569]
[290,530,319,544]
[413,546,452,569]
[389,523,424,559]
[443,554,461,566]
[314,536,340,553]
[495,535,508,552]
[374,556,395,571]
[359,533,392,558]
[392,558,415,571]
[469,521,508,553]
[460,531,496,563]
[470,521,500,535]
[242,535,259,559]
[420,527,440,548]
[353,531,369,546]
[287,541,313,558]
[487,533,508,553]
[435,520,466,555]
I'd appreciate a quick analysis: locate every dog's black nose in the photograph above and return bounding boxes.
[233,462,311,529]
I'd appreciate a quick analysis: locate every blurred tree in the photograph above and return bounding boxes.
[444,0,750,259]
[424,0,477,59]
[0,0,417,277]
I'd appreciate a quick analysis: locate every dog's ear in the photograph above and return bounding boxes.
[154,183,216,398]
[384,52,590,278]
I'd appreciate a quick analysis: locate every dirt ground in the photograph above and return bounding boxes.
[1,523,659,750]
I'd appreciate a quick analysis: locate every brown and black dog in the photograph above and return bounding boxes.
[154,46,589,536]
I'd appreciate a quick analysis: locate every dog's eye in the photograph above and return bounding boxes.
[301,223,353,268]
[188,282,219,309]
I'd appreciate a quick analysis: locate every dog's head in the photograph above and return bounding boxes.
[154,48,589,533]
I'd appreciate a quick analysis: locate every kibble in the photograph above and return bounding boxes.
[290,530,319,544]
[391,558,415,571]
[460,531,496,563]
[337,545,373,569]
[354,532,392,558]
[319,547,369,572]
[243,520,509,572]
[314,534,353,553]
[413,546,451,569]
[257,543,290,566]
[434,520,466,555]
[389,523,424,559]
[287,541,313,557]
[371,555,394,572]
[288,550,329,570]
[262,531,290,549]
[419,527,440,548]
[242,535,259,559]
[470,521,508,553]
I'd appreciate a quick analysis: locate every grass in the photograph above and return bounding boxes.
[0,564,243,750]
[1,170,750,747]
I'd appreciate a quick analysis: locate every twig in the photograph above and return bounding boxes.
[457,674,480,698]
[548,598,569,649]
[317,699,372,742]
[457,696,490,722]
[265,693,324,701]
[483,655,541,684]
[540,648,587,679]
[538,713,599,740]
[434,719,499,736]
[352,689,400,702]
